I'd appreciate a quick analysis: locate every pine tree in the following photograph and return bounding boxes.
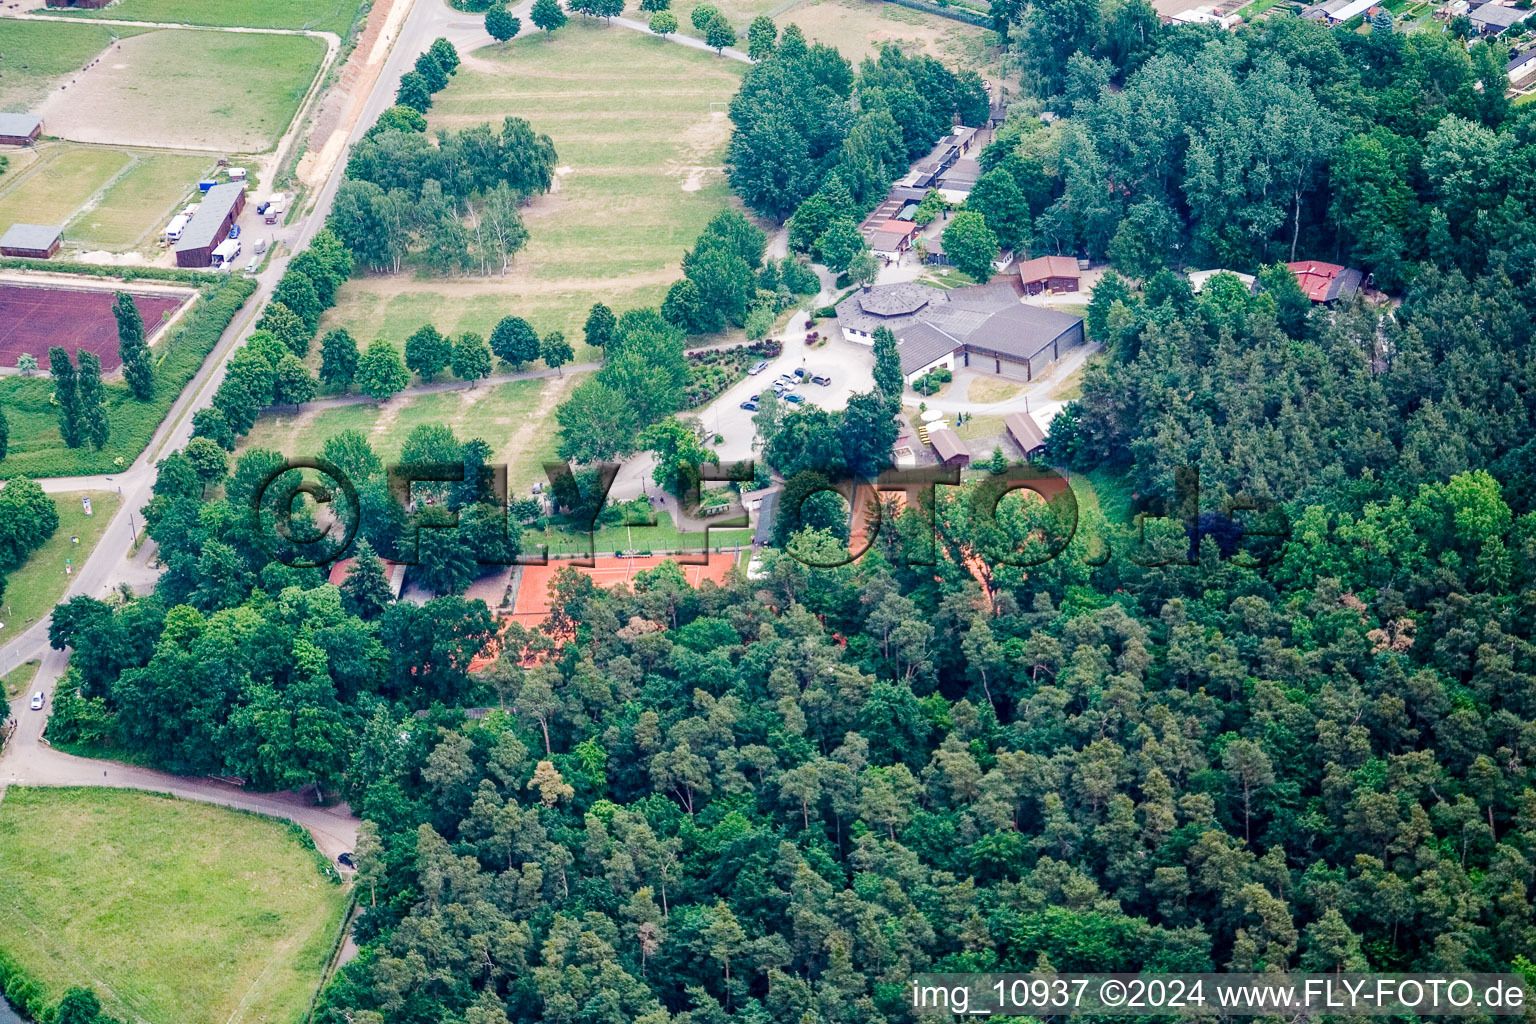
[342,538,395,619]
[50,347,84,449]
[113,292,154,400]
[77,351,110,450]
[871,326,903,401]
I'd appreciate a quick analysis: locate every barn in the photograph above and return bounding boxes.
[1005,411,1048,459]
[1017,254,1081,296]
[958,303,1085,382]
[0,113,42,146]
[0,223,62,259]
[174,182,246,268]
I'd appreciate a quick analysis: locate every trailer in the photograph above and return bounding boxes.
[164,213,190,243]
[198,179,218,193]
[211,236,242,268]
[264,195,286,225]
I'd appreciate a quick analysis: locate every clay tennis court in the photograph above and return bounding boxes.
[0,284,186,372]
[507,552,743,625]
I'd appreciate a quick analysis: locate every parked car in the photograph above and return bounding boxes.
[748,360,768,375]
[228,224,242,239]
[784,393,805,404]
[794,368,807,379]
[244,256,261,274]
[811,373,832,386]
[29,692,44,711]
[255,201,270,215]
[740,398,758,411]
[337,852,356,868]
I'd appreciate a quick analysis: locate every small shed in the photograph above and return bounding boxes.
[930,428,972,467]
[1017,254,1081,295]
[0,113,42,146]
[0,223,62,259]
[1005,411,1048,458]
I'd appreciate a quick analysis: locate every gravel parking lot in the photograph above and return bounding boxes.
[693,309,876,465]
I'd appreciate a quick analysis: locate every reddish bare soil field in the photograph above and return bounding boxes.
[0,285,185,371]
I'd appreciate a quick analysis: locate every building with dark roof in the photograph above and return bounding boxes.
[0,113,42,146]
[1005,411,1048,458]
[959,304,1085,381]
[1286,261,1364,302]
[836,280,1084,386]
[1510,46,1536,81]
[929,428,972,467]
[0,223,62,259]
[1469,1,1525,31]
[175,182,245,267]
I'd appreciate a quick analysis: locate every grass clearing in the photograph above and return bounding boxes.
[44,0,368,36]
[240,375,576,496]
[69,150,215,250]
[0,787,348,1024]
[954,412,1005,441]
[36,29,326,151]
[0,145,131,237]
[0,20,142,112]
[526,510,753,556]
[2,660,39,701]
[966,377,1022,403]
[324,24,744,358]
[776,0,997,72]
[0,491,121,649]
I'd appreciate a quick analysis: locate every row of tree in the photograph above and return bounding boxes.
[394,38,462,116]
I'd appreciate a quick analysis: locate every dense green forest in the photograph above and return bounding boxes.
[31,6,1536,1024]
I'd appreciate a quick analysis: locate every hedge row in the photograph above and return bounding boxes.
[0,946,48,1021]
[0,258,219,286]
[0,275,257,479]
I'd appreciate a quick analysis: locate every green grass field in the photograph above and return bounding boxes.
[0,145,131,237]
[36,29,326,152]
[240,375,574,495]
[2,660,40,701]
[69,150,215,250]
[43,0,369,36]
[0,491,121,650]
[0,21,142,112]
[323,24,744,357]
[0,787,348,1024]
[0,143,212,253]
